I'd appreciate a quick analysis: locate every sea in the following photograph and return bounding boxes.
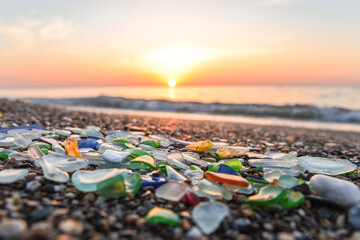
[1,85,360,132]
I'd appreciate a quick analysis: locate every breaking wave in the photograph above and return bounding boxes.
[26,95,360,123]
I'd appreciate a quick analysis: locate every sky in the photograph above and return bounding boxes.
[0,0,359,87]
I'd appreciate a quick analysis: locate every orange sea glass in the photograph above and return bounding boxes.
[205,171,249,187]
[64,137,82,158]
[186,140,213,153]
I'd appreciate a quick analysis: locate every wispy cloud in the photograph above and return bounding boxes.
[39,18,77,41]
[259,0,300,6]
[0,17,77,53]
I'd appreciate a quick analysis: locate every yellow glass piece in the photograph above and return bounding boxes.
[217,148,235,159]
[186,140,213,153]
[0,113,2,117]
[64,137,82,158]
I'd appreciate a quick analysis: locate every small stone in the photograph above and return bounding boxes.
[310,174,360,208]
[349,204,360,229]
[58,219,84,235]
[0,219,27,238]
[186,226,203,239]
[26,181,41,192]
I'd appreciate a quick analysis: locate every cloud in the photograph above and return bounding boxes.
[259,0,300,6]
[39,18,77,41]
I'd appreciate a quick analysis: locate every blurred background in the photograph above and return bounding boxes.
[0,0,359,130]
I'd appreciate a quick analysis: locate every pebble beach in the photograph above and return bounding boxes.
[1,98,360,240]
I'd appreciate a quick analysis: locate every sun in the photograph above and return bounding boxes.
[168,79,176,88]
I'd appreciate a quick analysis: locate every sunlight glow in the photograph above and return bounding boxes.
[143,46,216,77]
[168,79,177,88]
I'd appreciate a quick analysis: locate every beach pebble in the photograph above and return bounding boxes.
[310,174,360,208]
[26,180,41,192]
[0,219,27,238]
[58,219,84,235]
[349,204,360,229]
[186,226,203,239]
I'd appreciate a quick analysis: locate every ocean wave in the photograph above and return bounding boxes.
[25,96,360,123]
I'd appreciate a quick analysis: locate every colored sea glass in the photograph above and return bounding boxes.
[64,137,82,158]
[186,140,213,153]
[97,174,126,198]
[242,186,287,206]
[130,155,156,170]
[145,207,181,226]
[217,148,235,159]
[205,171,249,187]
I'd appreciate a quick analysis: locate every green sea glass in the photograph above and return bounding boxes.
[208,159,242,172]
[125,173,142,196]
[279,191,305,209]
[242,186,287,206]
[113,138,130,143]
[0,149,15,160]
[145,207,181,226]
[278,175,299,189]
[97,174,127,198]
[124,149,151,159]
[140,140,160,148]
[130,155,156,170]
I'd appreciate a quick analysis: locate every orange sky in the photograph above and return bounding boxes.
[0,0,359,87]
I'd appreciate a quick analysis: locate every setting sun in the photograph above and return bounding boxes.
[168,79,177,88]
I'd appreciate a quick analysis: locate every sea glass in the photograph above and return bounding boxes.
[42,153,89,172]
[198,179,233,200]
[55,130,71,137]
[71,168,130,192]
[37,157,69,182]
[52,142,66,153]
[278,175,299,189]
[205,171,249,187]
[0,169,28,183]
[192,202,229,235]
[140,140,160,148]
[265,151,297,160]
[85,126,103,138]
[181,170,204,184]
[186,140,213,153]
[185,190,200,206]
[155,181,189,201]
[242,186,287,206]
[14,132,32,148]
[77,139,98,149]
[217,148,235,159]
[125,173,142,196]
[0,149,15,160]
[263,170,286,183]
[166,165,187,182]
[298,156,357,175]
[0,137,15,147]
[97,174,126,198]
[28,145,44,159]
[217,164,240,175]
[183,153,210,167]
[145,207,181,226]
[166,152,191,170]
[130,155,156,170]
[124,148,151,159]
[280,191,305,209]
[64,137,82,158]
[248,159,298,168]
[102,150,130,163]
[98,143,126,153]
